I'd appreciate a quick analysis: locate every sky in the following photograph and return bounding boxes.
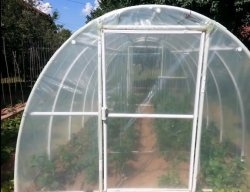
[28,0,99,32]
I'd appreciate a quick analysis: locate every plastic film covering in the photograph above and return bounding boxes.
[15,5,250,192]
[15,23,100,192]
[104,32,201,114]
[198,27,250,191]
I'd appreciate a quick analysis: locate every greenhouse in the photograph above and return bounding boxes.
[15,4,250,192]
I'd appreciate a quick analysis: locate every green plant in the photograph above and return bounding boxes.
[158,170,181,187]
[152,90,192,157]
[155,119,191,156]
[1,114,22,192]
[31,155,59,190]
[30,117,99,190]
[200,123,246,190]
[108,117,138,174]
[213,189,243,192]
[1,180,14,192]
[152,88,247,190]
[1,114,21,164]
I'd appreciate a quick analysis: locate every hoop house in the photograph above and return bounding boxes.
[15,5,250,192]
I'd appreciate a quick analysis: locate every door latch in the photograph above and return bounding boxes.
[101,107,109,121]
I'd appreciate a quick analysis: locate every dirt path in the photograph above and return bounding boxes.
[108,103,169,188]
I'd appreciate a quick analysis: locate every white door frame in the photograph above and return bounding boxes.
[98,26,209,192]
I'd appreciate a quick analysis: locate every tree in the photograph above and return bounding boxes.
[86,0,250,48]
[1,0,71,77]
[1,0,71,49]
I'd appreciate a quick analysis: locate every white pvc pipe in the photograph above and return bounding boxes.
[98,31,104,192]
[68,50,98,140]
[102,25,206,31]
[188,32,206,191]
[30,112,98,116]
[108,113,193,119]
[107,188,189,192]
[191,31,210,192]
[101,30,108,191]
[47,48,88,159]
[207,67,224,142]
[81,65,98,125]
[215,53,246,158]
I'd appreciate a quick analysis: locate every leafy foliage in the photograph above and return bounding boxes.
[106,90,139,173]
[30,117,98,190]
[152,89,192,154]
[155,119,191,154]
[1,180,14,192]
[107,118,138,174]
[151,87,247,189]
[1,0,72,78]
[151,89,191,186]
[199,123,247,190]
[1,114,22,192]
[1,114,21,165]
[158,169,181,187]
[2,0,71,48]
[31,155,59,190]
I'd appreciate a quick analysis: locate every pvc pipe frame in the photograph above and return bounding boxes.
[108,189,189,192]
[191,31,210,192]
[29,112,193,119]
[187,32,206,191]
[98,32,104,192]
[102,25,207,32]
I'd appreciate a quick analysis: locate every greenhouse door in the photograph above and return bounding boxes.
[100,28,209,192]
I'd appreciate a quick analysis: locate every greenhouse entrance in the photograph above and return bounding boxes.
[101,28,209,192]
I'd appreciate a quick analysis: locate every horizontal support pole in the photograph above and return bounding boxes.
[30,112,194,119]
[29,112,98,116]
[103,29,202,34]
[158,76,187,79]
[108,188,189,192]
[108,113,194,119]
[102,25,207,32]
[33,191,99,192]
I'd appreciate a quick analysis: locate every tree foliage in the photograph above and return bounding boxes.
[1,0,71,50]
[1,0,72,78]
[86,0,250,48]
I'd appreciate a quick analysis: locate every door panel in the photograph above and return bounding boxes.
[106,117,192,188]
[104,32,201,114]
[102,30,204,191]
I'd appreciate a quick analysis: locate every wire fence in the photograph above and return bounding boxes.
[1,37,57,108]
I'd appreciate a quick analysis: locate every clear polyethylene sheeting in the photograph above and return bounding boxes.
[15,5,250,192]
